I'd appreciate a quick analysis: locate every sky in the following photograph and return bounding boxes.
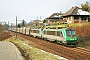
[0,0,89,24]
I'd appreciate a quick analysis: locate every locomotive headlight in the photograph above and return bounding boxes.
[74,38,76,40]
[70,39,74,40]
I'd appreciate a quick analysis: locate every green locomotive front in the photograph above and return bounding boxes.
[61,28,78,45]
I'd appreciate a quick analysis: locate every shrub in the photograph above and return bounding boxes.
[74,23,90,37]
[0,31,12,40]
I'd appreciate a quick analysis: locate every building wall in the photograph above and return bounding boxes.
[67,16,74,24]
[64,15,89,24]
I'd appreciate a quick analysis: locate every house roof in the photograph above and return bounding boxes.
[62,6,80,16]
[46,12,63,19]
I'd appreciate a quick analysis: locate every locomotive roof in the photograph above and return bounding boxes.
[43,28,75,31]
[30,28,75,31]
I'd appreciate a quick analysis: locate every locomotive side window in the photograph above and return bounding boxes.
[57,31,60,36]
[57,31,63,37]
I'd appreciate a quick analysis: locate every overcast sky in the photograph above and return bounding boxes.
[0,0,89,24]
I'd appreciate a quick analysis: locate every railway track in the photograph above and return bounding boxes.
[10,31,90,60]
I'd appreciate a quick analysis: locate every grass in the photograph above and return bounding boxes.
[5,36,66,60]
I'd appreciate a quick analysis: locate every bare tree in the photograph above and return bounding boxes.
[0,24,4,34]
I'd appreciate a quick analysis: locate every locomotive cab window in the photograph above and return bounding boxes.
[60,32,63,37]
[66,30,76,36]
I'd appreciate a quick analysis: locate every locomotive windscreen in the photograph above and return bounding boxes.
[66,28,76,36]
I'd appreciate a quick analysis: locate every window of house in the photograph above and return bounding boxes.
[88,17,90,22]
[74,16,79,20]
[81,16,87,20]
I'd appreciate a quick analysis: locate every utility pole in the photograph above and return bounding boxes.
[8,21,9,31]
[16,16,17,39]
[57,12,60,21]
[8,21,9,26]
[40,16,41,20]
[59,11,61,22]
[37,17,38,20]
[8,21,9,29]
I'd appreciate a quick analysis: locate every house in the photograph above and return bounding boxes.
[62,6,90,24]
[32,20,44,28]
[43,12,63,25]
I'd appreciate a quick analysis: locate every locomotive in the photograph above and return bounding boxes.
[9,27,78,46]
